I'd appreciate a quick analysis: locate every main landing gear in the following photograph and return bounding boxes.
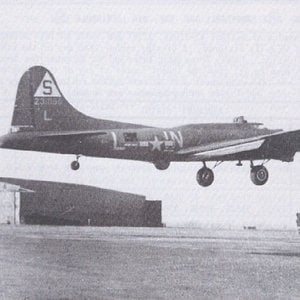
[71,155,81,171]
[250,164,269,186]
[196,161,269,187]
[196,163,214,187]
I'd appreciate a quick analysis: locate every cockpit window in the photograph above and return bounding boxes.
[123,132,138,142]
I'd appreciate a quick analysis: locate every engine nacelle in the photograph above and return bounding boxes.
[154,160,170,170]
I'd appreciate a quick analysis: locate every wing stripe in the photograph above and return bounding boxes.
[193,139,264,158]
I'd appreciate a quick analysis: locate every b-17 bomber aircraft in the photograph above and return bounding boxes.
[1,66,300,187]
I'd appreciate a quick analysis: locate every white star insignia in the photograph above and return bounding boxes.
[150,136,164,151]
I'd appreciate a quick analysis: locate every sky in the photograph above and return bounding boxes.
[0,1,299,228]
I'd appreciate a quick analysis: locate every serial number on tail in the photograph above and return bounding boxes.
[34,98,63,106]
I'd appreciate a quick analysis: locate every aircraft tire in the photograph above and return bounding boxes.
[154,160,170,170]
[250,165,268,186]
[196,167,214,187]
[71,160,80,171]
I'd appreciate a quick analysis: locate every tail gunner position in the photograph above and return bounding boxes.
[1,66,300,187]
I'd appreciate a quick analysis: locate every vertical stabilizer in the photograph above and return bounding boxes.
[11,66,146,132]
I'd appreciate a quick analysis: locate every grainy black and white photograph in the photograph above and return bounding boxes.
[0,1,299,299]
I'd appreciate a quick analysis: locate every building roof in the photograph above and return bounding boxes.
[0,177,145,200]
[0,182,33,193]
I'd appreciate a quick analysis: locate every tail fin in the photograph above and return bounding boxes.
[11,66,145,132]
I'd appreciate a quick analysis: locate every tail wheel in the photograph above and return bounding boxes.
[250,165,268,185]
[71,160,80,171]
[196,167,214,187]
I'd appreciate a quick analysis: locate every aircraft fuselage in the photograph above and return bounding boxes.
[2,66,299,187]
[0,123,280,163]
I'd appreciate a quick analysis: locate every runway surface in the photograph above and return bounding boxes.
[0,226,299,299]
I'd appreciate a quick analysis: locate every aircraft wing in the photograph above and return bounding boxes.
[177,129,300,161]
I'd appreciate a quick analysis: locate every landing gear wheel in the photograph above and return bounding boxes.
[154,160,170,170]
[196,167,214,187]
[71,160,80,171]
[250,165,268,186]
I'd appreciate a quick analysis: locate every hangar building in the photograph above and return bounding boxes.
[0,178,162,227]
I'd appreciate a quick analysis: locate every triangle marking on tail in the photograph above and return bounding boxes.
[34,72,62,98]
